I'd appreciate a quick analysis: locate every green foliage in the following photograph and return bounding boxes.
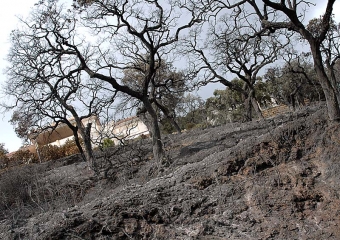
[102,138,115,149]
[184,122,196,130]
[204,78,272,124]
[193,122,212,130]
[160,118,178,134]
[175,94,206,128]
[9,111,35,143]
[205,79,245,124]
[254,79,272,108]
[264,61,324,107]
[0,156,9,169]
[179,108,208,128]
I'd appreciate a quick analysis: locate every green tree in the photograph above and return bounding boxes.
[9,111,34,144]
[184,6,290,121]
[176,94,207,129]
[206,78,271,123]
[206,80,243,124]
[211,0,340,121]
[0,143,8,157]
[307,17,340,104]
[265,57,324,109]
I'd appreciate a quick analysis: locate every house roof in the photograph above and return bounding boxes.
[30,115,100,145]
[115,116,138,125]
[33,125,74,145]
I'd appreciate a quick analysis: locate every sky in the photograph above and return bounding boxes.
[0,0,339,152]
[0,0,39,152]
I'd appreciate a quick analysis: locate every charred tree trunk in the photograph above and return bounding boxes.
[290,82,303,111]
[242,83,252,122]
[72,128,86,161]
[244,94,252,122]
[251,96,263,119]
[310,41,340,121]
[79,123,96,172]
[143,99,164,163]
[74,119,97,174]
[328,66,340,104]
[243,86,262,121]
[153,100,181,134]
[167,116,182,134]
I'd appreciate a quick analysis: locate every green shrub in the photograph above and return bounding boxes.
[102,138,115,149]
[161,120,176,134]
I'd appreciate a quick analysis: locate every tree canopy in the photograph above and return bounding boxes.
[2,0,340,170]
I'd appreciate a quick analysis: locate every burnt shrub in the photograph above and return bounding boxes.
[10,149,39,165]
[61,139,81,156]
[38,139,82,162]
[39,144,65,162]
[0,162,92,221]
[0,167,33,213]
[0,155,9,169]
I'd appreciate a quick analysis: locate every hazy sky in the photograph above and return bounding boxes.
[0,0,39,152]
[0,0,338,152]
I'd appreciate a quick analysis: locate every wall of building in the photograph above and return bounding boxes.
[30,116,150,151]
[101,117,150,145]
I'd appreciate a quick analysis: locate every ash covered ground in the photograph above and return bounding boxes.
[1,103,340,239]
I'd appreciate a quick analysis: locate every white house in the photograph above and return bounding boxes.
[101,116,150,145]
[29,115,149,149]
[30,115,102,147]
